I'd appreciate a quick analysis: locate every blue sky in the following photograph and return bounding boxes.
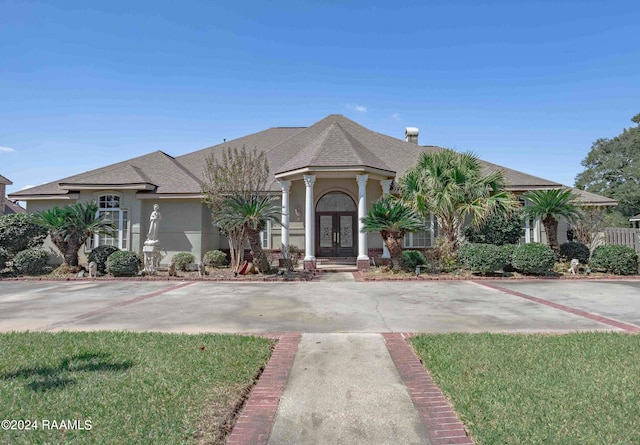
[1,0,639,195]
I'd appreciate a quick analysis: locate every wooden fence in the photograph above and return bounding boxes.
[604,228,640,253]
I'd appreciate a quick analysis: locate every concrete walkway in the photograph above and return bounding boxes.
[267,334,430,445]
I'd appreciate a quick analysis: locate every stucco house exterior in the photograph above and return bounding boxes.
[10,114,617,268]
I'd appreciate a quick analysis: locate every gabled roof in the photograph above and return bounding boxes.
[0,174,12,185]
[479,159,562,190]
[569,188,618,206]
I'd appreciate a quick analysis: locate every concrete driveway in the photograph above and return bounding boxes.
[1,279,638,333]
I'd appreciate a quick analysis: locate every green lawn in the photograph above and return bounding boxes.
[410,333,640,445]
[0,331,273,444]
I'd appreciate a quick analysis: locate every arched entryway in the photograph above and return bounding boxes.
[316,192,357,257]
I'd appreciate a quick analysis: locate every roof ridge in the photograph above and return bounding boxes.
[333,122,393,171]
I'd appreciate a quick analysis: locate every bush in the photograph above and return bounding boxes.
[464,211,523,246]
[559,241,590,264]
[0,213,48,255]
[88,245,120,274]
[401,250,427,272]
[590,245,638,275]
[0,247,8,269]
[458,243,512,274]
[106,251,142,277]
[13,247,50,275]
[203,250,228,268]
[511,243,556,275]
[172,252,195,271]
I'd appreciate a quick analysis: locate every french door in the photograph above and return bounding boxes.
[316,212,357,257]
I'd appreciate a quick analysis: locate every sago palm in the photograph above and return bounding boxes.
[360,196,424,270]
[215,194,281,273]
[522,189,582,253]
[33,201,115,267]
[399,149,518,254]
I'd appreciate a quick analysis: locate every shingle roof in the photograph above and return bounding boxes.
[9,114,616,207]
[569,188,618,206]
[0,175,12,185]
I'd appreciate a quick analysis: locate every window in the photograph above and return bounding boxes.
[518,196,537,244]
[92,194,129,250]
[260,220,271,249]
[404,213,437,248]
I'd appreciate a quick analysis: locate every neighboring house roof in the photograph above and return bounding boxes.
[0,174,12,185]
[629,214,640,222]
[8,114,616,206]
[4,200,26,214]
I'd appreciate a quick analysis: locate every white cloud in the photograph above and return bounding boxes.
[346,104,367,113]
[392,113,401,121]
[0,146,16,153]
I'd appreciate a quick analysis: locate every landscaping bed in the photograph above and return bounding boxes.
[410,332,640,445]
[0,332,273,444]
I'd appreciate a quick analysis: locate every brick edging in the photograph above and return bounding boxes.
[383,333,475,445]
[226,333,301,445]
[475,281,640,333]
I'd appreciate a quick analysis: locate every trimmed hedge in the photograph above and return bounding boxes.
[463,211,523,246]
[591,245,638,275]
[13,247,50,275]
[0,213,48,255]
[512,243,556,275]
[88,245,120,274]
[106,251,142,277]
[559,241,590,264]
[458,243,512,274]
[401,250,426,272]
[203,250,228,268]
[172,252,195,271]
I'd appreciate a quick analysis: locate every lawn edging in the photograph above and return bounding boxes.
[383,333,475,445]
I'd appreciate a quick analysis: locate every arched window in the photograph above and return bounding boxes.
[93,194,129,250]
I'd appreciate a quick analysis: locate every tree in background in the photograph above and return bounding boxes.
[0,213,48,256]
[522,189,582,254]
[399,149,519,256]
[33,201,115,267]
[575,113,640,222]
[201,146,274,272]
[360,196,425,270]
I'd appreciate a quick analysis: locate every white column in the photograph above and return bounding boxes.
[357,174,369,261]
[279,180,291,258]
[303,175,316,261]
[380,179,393,258]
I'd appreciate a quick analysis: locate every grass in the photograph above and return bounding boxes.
[0,331,273,444]
[410,333,640,445]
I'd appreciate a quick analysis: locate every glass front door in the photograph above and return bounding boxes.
[316,212,357,257]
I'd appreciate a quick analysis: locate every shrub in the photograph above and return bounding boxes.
[500,244,517,271]
[590,245,638,275]
[401,250,427,272]
[13,247,50,275]
[106,251,142,277]
[559,241,590,264]
[0,213,48,255]
[203,250,228,268]
[88,245,120,274]
[458,243,511,274]
[0,247,8,269]
[464,211,523,246]
[172,252,195,271]
[511,243,556,275]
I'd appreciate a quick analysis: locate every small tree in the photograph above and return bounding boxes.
[570,207,609,251]
[201,146,274,272]
[33,201,115,267]
[522,189,582,253]
[360,196,424,270]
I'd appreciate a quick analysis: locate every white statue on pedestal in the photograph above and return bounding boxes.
[145,204,161,245]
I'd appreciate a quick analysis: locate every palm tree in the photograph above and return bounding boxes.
[522,189,582,253]
[215,194,281,274]
[399,149,519,254]
[33,201,115,267]
[360,196,425,270]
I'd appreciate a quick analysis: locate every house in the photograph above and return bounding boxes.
[9,114,617,269]
[0,175,25,216]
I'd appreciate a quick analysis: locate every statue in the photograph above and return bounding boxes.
[146,204,161,244]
